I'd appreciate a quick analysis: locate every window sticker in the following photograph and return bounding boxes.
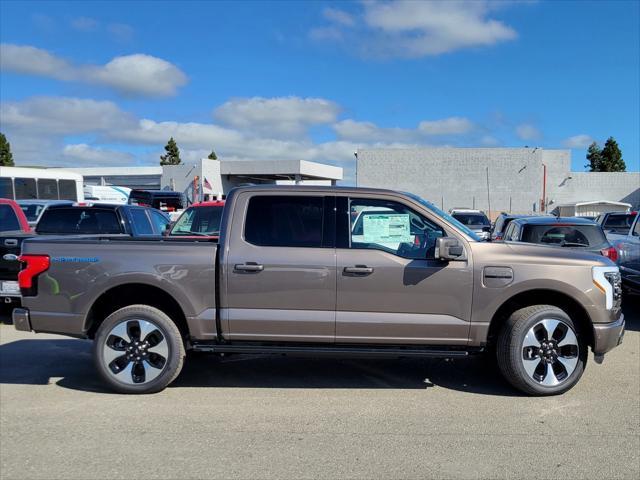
[363,213,412,243]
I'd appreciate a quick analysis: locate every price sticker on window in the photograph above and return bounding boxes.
[363,214,412,243]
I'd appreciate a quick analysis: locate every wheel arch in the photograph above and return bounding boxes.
[486,289,594,349]
[85,283,189,340]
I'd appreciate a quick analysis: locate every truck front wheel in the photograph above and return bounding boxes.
[93,305,186,394]
[496,305,587,396]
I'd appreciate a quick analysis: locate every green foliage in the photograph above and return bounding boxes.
[585,137,626,172]
[0,132,14,166]
[207,150,218,160]
[160,137,181,165]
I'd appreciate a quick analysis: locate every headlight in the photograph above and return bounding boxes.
[592,266,621,310]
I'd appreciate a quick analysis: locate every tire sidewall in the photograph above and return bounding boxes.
[502,307,587,395]
[93,305,184,394]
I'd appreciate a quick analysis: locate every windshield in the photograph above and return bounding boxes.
[36,208,123,234]
[404,193,481,241]
[603,212,636,233]
[0,204,21,232]
[170,205,224,236]
[452,213,490,226]
[521,224,608,249]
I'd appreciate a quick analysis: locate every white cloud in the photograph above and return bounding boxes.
[323,8,355,27]
[418,117,474,135]
[563,134,594,149]
[311,0,518,58]
[515,123,542,141]
[0,44,187,97]
[214,96,341,137]
[71,17,98,32]
[62,144,135,166]
[107,23,135,42]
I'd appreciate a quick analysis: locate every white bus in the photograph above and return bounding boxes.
[0,167,84,202]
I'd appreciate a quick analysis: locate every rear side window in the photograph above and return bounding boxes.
[0,178,14,199]
[244,196,324,248]
[0,204,20,232]
[14,178,37,199]
[58,180,78,201]
[36,208,122,234]
[38,179,59,199]
[129,209,154,235]
[171,206,223,235]
[521,224,607,248]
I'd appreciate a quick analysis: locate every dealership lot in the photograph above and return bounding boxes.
[0,299,638,480]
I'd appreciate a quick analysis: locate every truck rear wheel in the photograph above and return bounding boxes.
[93,305,186,394]
[496,305,587,396]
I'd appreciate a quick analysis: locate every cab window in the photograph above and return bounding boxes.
[349,198,444,259]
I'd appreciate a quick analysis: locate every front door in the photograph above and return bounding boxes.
[224,193,336,342]
[336,196,473,345]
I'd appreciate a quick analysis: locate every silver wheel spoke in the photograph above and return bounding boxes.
[556,355,578,375]
[109,322,131,344]
[523,358,541,379]
[138,320,159,343]
[540,319,561,341]
[523,329,541,348]
[147,337,169,360]
[557,327,578,348]
[142,360,163,382]
[541,363,560,386]
[113,362,135,385]
[103,344,126,365]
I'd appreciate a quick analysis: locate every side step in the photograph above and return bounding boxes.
[191,343,481,358]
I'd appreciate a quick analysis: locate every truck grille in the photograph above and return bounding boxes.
[605,271,622,308]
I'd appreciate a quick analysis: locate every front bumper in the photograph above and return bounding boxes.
[592,313,625,359]
[13,308,32,332]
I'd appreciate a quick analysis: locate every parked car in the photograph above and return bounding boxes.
[169,201,225,238]
[449,208,491,240]
[595,211,637,237]
[607,213,640,294]
[0,199,31,306]
[17,199,74,229]
[492,213,532,241]
[502,216,617,261]
[13,186,623,396]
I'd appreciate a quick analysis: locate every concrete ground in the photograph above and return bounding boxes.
[1,300,638,480]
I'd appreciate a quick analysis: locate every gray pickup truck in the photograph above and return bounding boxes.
[14,186,624,395]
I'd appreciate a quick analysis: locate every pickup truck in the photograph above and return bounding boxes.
[13,186,624,395]
[608,213,640,294]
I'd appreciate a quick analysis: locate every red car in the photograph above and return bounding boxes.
[168,200,225,239]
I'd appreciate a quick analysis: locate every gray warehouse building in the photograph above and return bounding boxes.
[356,148,640,217]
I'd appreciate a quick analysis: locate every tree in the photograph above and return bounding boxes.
[160,137,181,165]
[0,132,14,166]
[207,150,218,160]
[599,136,626,172]
[585,142,602,172]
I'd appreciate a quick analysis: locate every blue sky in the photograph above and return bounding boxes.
[1,0,638,183]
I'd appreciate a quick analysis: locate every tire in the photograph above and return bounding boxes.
[93,305,186,394]
[496,305,587,396]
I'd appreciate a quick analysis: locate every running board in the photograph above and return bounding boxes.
[190,343,481,358]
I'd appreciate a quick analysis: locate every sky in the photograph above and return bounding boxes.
[1,0,639,184]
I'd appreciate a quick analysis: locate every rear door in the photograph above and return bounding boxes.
[223,192,336,342]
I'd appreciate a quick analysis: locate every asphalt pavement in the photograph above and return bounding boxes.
[1,299,639,480]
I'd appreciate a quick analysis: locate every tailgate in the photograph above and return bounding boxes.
[0,234,32,282]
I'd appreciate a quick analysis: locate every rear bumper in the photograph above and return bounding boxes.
[592,313,625,357]
[13,308,31,332]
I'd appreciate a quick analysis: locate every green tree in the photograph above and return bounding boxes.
[160,137,181,165]
[207,150,218,160]
[0,132,14,166]
[585,141,602,172]
[599,136,626,172]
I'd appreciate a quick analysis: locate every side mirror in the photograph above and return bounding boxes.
[436,237,464,261]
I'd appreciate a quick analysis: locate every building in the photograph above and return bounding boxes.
[65,159,343,202]
[356,148,640,217]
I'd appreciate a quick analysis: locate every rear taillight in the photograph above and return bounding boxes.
[18,255,50,290]
[600,246,618,262]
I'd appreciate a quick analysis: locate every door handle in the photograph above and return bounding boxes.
[234,262,264,273]
[343,265,374,275]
